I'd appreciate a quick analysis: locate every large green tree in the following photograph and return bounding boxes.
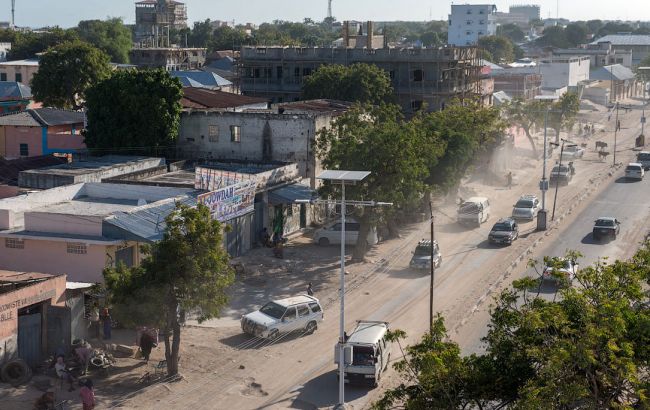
[497,23,526,43]
[31,41,111,109]
[4,27,79,60]
[478,35,515,63]
[302,63,394,104]
[104,203,235,376]
[75,18,133,64]
[84,69,182,156]
[375,245,650,409]
[504,98,548,157]
[548,92,580,143]
[209,26,250,51]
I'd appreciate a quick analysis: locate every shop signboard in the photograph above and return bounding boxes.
[198,180,256,222]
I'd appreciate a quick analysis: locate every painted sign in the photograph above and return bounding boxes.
[195,164,299,191]
[0,289,57,322]
[195,167,250,191]
[198,180,256,222]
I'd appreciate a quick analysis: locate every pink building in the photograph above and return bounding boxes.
[0,182,197,283]
[0,108,85,159]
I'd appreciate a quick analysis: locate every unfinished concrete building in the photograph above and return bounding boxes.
[135,0,188,45]
[129,47,206,71]
[239,45,489,113]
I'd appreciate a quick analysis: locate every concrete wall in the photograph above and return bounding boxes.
[180,111,332,188]
[0,63,39,85]
[0,274,66,365]
[25,213,103,236]
[540,58,590,89]
[2,124,85,159]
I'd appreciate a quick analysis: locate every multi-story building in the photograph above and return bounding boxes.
[509,5,540,22]
[539,56,591,89]
[490,70,542,100]
[0,58,39,85]
[129,47,206,71]
[447,4,497,46]
[590,35,650,67]
[239,46,488,114]
[551,42,633,69]
[134,0,187,45]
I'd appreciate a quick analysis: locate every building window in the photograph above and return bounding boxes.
[67,242,87,254]
[19,143,28,156]
[478,31,484,35]
[294,67,300,77]
[479,20,485,25]
[0,73,6,81]
[230,125,241,142]
[413,69,423,82]
[276,66,283,79]
[5,238,24,249]
[466,31,472,36]
[208,125,218,142]
[389,70,395,80]
[411,100,423,111]
[466,20,472,25]
[303,67,312,76]
[479,9,485,14]
[15,73,22,83]
[253,68,260,78]
[466,9,472,14]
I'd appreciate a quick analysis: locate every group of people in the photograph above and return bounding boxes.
[261,227,286,258]
[53,350,96,409]
[89,303,112,341]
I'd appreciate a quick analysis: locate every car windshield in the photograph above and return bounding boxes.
[414,245,432,256]
[638,153,650,161]
[626,165,641,171]
[552,166,568,172]
[259,302,285,319]
[492,222,512,231]
[515,199,534,208]
[595,219,615,227]
[459,202,479,213]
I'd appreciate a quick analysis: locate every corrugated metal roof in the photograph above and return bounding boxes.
[275,99,353,115]
[0,81,32,99]
[171,70,232,88]
[268,183,318,204]
[591,34,650,46]
[0,110,39,126]
[590,64,636,81]
[104,193,200,242]
[0,155,66,185]
[0,108,84,127]
[181,87,268,109]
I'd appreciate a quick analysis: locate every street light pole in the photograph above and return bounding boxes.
[551,139,576,221]
[613,102,620,166]
[428,201,435,334]
[338,180,346,408]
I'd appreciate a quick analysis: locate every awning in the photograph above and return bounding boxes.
[268,183,318,205]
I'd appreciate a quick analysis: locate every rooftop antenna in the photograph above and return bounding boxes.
[11,0,15,28]
[327,0,332,20]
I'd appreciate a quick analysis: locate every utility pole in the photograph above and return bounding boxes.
[428,201,435,334]
[613,102,619,166]
[551,139,577,220]
[537,109,549,230]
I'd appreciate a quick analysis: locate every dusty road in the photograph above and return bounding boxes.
[112,100,648,410]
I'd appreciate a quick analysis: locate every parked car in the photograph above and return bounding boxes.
[636,151,650,169]
[457,197,490,227]
[549,164,573,185]
[512,194,540,221]
[334,320,391,387]
[241,295,323,339]
[592,217,620,241]
[409,240,442,269]
[559,145,585,160]
[488,218,519,245]
[625,162,645,180]
[313,218,378,246]
[542,258,579,284]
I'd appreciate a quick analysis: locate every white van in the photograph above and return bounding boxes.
[457,197,490,226]
[334,320,391,387]
[313,218,379,246]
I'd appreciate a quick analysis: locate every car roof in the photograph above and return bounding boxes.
[596,217,616,221]
[347,321,388,345]
[273,295,319,307]
[639,151,650,155]
[518,194,538,200]
[627,162,643,167]
[465,196,488,203]
[417,239,438,247]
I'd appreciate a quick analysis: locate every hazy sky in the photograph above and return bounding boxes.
[7,0,650,28]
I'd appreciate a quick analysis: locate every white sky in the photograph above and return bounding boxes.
[9,0,650,28]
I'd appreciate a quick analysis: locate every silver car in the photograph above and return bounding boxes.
[512,194,540,221]
[241,295,324,339]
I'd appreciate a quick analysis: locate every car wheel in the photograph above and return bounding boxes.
[436,257,442,268]
[613,233,617,240]
[305,321,317,335]
[318,237,330,246]
[268,329,280,340]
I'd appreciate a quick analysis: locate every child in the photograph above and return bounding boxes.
[80,379,95,410]
[54,355,75,392]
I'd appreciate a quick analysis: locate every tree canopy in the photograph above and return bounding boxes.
[104,203,235,376]
[30,41,111,109]
[478,35,516,63]
[375,244,650,409]
[497,23,526,43]
[0,27,79,60]
[75,18,133,64]
[84,69,182,156]
[302,63,394,105]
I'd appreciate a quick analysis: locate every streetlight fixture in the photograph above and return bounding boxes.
[537,108,551,231]
[550,139,577,221]
[298,170,391,410]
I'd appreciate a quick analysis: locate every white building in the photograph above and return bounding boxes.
[448,4,497,46]
[539,56,591,90]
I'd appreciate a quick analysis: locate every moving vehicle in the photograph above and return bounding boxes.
[409,240,441,269]
[313,218,378,246]
[625,163,645,180]
[511,194,540,221]
[488,218,519,245]
[636,151,650,169]
[592,217,620,241]
[241,295,323,339]
[457,197,490,227]
[549,164,573,185]
[559,145,585,160]
[334,320,391,387]
[542,258,579,284]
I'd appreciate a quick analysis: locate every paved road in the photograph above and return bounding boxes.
[459,163,650,355]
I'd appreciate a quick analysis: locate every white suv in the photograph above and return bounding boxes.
[241,295,324,339]
[313,218,378,246]
[512,194,540,221]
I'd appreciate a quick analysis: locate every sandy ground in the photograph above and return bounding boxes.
[2,98,646,410]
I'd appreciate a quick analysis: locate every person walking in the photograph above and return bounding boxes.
[139,329,155,363]
[506,171,513,189]
[79,379,95,410]
[307,282,314,296]
[101,307,112,340]
[89,303,100,340]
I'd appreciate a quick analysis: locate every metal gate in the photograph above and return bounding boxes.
[47,305,71,359]
[18,313,41,367]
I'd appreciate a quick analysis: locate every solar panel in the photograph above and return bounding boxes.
[317,170,370,182]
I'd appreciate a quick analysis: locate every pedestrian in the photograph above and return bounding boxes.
[101,307,112,340]
[506,171,513,189]
[55,355,75,392]
[79,379,95,410]
[74,343,92,375]
[307,282,314,296]
[89,303,100,340]
[261,227,271,247]
[139,328,155,363]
